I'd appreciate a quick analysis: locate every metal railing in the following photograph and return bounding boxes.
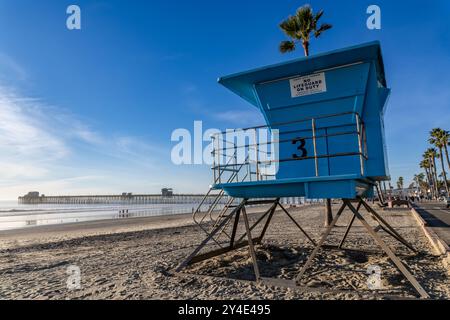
[192,111,368,246]
[211,111,368,184]
[192,149,246,245]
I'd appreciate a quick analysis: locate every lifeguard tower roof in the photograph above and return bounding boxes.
[214,41,391,200]
[218,41,386,107]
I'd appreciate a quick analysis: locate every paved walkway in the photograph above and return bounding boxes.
[413,201,450,246]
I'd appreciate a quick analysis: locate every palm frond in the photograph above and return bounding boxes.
[429,128,447,148]
[296,5,314,34]
[314,23,332,38]
[279,16,300,39]
[278,5,331,55]
[314,9,324,22]
[279,41,296,53]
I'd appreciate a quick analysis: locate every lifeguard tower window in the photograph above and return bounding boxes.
[213,42,391,200]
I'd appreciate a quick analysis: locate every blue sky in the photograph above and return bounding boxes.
[0,0,449,199]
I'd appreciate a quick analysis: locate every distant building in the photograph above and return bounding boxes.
[24,191,40,198]
[391,187,418,198]
[162,188,173,197]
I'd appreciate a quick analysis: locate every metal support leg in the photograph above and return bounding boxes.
[359,199,416,252]
[257,201,278,241]
[176,200,246,272]
[236,201,278,244]
[338,201,362,249]
[295,201,347,283]
[376,182,386,205]
[376,223,409,249]
[241,207,261,281]
[278,202,317,246]
[345,200,429,299]
[229,209,241,249]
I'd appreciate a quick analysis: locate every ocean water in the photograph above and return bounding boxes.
[0,200,215,232]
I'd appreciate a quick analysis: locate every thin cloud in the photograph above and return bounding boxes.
[0,53,27,81]
[0,85,164,199]
[0,162,49,180]
[0,87,68,161]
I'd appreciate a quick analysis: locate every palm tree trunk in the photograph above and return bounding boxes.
[428,158,436,198]
[424,167,432,198]
[427,168,432,194]
[431,157,440,197]
[445,145,450,173]
[439,148,449,196]
[431,168,437,198]
[302,41,310,56]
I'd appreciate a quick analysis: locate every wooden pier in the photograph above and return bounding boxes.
[18,193,232,205]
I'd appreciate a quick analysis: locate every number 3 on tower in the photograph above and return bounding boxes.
[292,138,307,159]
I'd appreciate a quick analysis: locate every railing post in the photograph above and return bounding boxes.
[311,119,319,177]
[248,155,252,182]
[212,135,217,183]
[234,141,238,182]
[255,129,260,181]
[355,114,365,176]
[217,135,221,184]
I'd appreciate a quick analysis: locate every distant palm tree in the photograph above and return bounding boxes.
[429,128,450,195]
[397,176,404,190]
[430,128,450,175]
[424,148,440,197]
[413,173,421,185]
[442,130,450,170]
[420,160,431,192]
[279,5,332,57]
[447,139,450,164]
[413,173,426,193]
[419,173,427,193]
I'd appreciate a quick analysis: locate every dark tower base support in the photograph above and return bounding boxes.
[176,198,315,273]
[175,197,429,299]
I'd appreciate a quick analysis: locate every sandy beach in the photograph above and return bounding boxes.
[0,204,448,300]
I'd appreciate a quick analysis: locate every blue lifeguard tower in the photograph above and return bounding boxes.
[177,42,429,298]
[214,41,390,200]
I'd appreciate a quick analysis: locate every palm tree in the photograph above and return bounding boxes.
[420,159,434,198]
[397,177,404,190]
[413,173,419,187]
[424,148,440,197]
[433,129,450,172]
[429,128,450,196]
[279,5,332,57]
[442,130,450,170]
[413,173,425,193]
[415,172,429,195]
[447,136,450,166]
